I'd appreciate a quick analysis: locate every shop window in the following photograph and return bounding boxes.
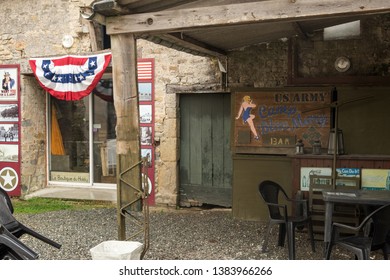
[48,76,116,186]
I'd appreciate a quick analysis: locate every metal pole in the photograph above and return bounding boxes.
[332,105,338,189]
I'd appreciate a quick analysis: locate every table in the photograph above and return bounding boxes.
[322,189,390,256]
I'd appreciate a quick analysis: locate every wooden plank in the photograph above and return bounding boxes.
[117,0,198,12]
[222,94,232,187]
[179,94,232,207]
[106,0,390,35]
[87,21,99,51]
[159,33,227,57]
[179,96,191,184]
[292,158,301,191]
[211,94,224,188]
[201,95,213,187]
[180,184,232,207]
[308,174,360,237]
[139,33,226,58]
[382,160,390,169]
[189,96,202,185]
[111,33,141,239]
[374,160,385,169]
[233,88,331,153]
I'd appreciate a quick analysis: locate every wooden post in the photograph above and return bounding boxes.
[111,33,141,240]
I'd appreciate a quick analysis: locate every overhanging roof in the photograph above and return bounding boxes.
[85,0,390,57]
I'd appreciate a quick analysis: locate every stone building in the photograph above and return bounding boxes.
[0,0,220,207]
[1,1,390,221]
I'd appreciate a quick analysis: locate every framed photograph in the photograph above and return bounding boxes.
[140,126,152,146]
[0,104,18,122]
[141,148,152,167]
[0,144,18,162]
[0,67,18,101]
[138,82,152,101]
[0,123,18,142]
[140,104,152,123]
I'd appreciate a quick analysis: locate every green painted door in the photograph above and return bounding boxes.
[180,94,232,207]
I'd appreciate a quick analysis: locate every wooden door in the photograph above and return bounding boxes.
[179,94,232,207]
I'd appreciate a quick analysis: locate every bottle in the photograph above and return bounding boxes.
[312,140,321,155]
[295,139,304,154]
[386,171,390,190]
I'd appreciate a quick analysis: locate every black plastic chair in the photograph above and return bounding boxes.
[0,188,61,259]
[258,180,315,260]
[326,203,390,260]
[0,224,39,259]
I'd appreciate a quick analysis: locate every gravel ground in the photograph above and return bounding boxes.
[12,207,376,260]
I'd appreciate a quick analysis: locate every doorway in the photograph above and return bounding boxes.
[179,93,232,207]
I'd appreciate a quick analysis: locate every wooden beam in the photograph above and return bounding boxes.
[80,6,106,25]
[292,22,308,40]
[106,0,390,35]
[159,33,227,57]
[93,0,130,14]
[86,20,99,51]
[111,33,142,239]
[139,33,224,57]
[117,0,199,13]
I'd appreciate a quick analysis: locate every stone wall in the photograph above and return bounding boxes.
[1,0,92,73]
[0,0,94,194]
[227,14,390,86]
[228,42,288,88]
[137,41,221,205]
[19,75,47,194]
[296,14,390,78]
[0,0,220,205]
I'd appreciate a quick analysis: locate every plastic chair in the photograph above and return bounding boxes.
[326,203,390,260]
[0,188,61,259]
[0,224,38,259]
[258,180,315,260]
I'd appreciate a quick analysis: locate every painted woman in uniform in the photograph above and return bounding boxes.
[236,95,260,140]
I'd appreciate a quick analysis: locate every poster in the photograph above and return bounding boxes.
[300,167,332,191]
[0,67,18,101]
[361,169,390,190]
[0,65,21,196]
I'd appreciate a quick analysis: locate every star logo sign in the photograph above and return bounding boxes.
[0,167,18,191]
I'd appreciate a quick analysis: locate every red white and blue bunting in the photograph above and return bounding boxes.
[29,52,111,101]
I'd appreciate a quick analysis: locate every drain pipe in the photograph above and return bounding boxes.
[80,1,107,25]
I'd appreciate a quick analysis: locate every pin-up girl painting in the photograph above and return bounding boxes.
[236,95,260,140]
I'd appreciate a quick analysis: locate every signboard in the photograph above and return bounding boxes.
[50,172,90,183]
[300,167,332,191]
[300,167,360,191]
[361,169,390,190]
[137,59,155,205]
[0,65,21,196]
[336,168,360,188]
[234,88,331,154]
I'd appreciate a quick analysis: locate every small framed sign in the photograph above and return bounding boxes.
[361,169,390,190]
[0,67,18,101]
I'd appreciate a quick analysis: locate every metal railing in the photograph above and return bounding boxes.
[117,156,150,259]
